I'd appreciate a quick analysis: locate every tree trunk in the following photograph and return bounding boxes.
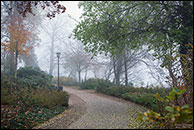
[14,41,18,78]
[124,50,128,86]
[9,2,16,77]
[49,40,54,75]
[78,70,81,83]
[113,55,122,85]
[9,53,15,76]
[178,1,193,88]
[84,69,88,81]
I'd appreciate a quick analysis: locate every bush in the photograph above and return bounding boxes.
[1,67,69,107]
[52,76,78,86]
[104,86,131,97]
[79,78,98,89]
[17,67,55,90]
[79,78,112,91]
[138,87,193,129]
[1,67,69,129]
[30,88,69,108]
[95,79,113,93]
[121,92,159,112]
[1,85,69,108]
[1,87,17,105]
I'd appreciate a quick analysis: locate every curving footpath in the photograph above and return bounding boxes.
[34,86,149,129]
[63,87,148,129]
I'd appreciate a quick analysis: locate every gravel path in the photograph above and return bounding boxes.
[63,87,148,129]
[34,87,149,129]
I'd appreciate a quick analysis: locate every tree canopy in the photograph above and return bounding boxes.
[73,1,193,67]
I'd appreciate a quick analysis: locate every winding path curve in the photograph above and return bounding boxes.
[64,87,148,129]
[34,86,148,129]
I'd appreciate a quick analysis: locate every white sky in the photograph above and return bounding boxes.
[61,1,83,22]
[35,1,82,70]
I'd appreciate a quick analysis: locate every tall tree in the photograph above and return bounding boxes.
[1,1,66,77]
[73,1,193,68]
[40,16,67,75]
[62,41,92,83]
[73,1,193,87]
[2,16,32,78]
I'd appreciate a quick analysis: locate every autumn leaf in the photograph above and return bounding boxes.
[4,16,32,55]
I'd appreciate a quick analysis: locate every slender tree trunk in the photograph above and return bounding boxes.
[116,55,122,85]
[84,69,88,81]
[178,1,193,89]
[113,57,117,84]
[124,50,128,86]
[9,2,16,77]
[113,55,122,85]
[9,52,15,76]
[14,41,18,78]
[168,49,177,88]
[49,40,54,75]
[78,70,81,83]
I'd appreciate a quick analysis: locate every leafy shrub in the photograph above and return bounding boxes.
[1,67,69,107]
[1,87,17,105]
[17,67,55,90]
[1,85,69,108]
[138,43,193,129]
[121,92,158,112]
[138,87,193,129]
[30,88,69,108]
[1,67,69,129]
[100,85,170,98]
[79,78,112,91]
[102,86,127,97]
[52,76,78,86]
[79,78,98,89]
[95,79,113,93]
[1,77,18,105]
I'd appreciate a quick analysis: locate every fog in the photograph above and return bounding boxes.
[1,1,169,87]
[32,2,168,87]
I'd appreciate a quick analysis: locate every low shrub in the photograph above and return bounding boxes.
[104,86,131,97]
[1,87,17,105]
[95,79,113,93]
[1,67,69,107]
[121,92,159,112]
[99,85,170,98]
[52,76,78,86]
[79,78,98,90]
[1,67,69,129]
[138,87,193,129]
[79,78,112,91]
[1,86,69,108]
[17,67,55,90]
[30,88,69,108]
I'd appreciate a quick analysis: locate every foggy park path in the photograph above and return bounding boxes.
[34,87,148,129]
[64,87,148,129]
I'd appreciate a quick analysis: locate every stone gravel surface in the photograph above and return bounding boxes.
[63,87,148,129]
[34,86,149,129]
